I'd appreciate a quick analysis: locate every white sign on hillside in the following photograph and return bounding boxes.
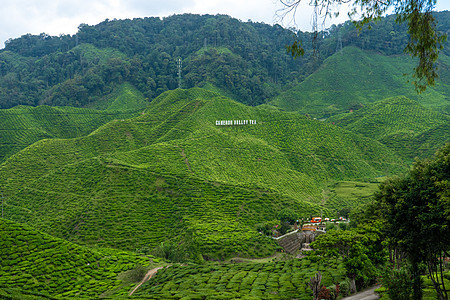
[215,120,257,126]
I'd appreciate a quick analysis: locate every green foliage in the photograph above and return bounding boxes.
[278,208,298,225]
[338,222,348,231]
[382,266,414,299]
[0,88,405,259]
[328,96,450,161]
[152,242,191,263]
[1,12,448,110]
[375,143,450,298]
[271,47,449,118]
[282,0,447,92]
[133,257,346,299]
[323,180,382,215]
[255,220,278,236]
[119,265,148,284]
[0,218,155,298]
[312,224,384,292]
[0,14,307,108]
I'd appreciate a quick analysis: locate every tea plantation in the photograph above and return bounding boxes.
[328,96,450,161]
[0,82,147,164]
[0,88,408,259]
[0,218,158,299]
[270,47,449,118]
[133,258,346,299]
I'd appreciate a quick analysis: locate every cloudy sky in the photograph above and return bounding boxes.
[1,0,449,48]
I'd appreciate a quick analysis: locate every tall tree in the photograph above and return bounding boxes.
[311,229,378,293]
[375,143,450,299]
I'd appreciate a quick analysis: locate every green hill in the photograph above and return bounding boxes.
[328,96,450,161]
[0,218,157,299]
[269,47,449,118]
[0,82,147,163]
[87,82,149,111]
[0,88,406,259]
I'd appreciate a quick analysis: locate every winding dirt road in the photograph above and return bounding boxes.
[128,266,165,296]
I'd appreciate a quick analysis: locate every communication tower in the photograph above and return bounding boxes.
[336,30,343,54]
[177,57,182,89]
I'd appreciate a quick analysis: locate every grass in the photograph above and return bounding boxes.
[323,180,383,213]
[376,271,450,300]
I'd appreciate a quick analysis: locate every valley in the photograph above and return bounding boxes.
[0,11,448,300]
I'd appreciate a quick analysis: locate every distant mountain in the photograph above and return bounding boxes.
[328,96,450,161]
[0,12,448,110]
[0,88,405,259]
[269,47,449,118]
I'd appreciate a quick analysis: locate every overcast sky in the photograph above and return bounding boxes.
[1,0,449,49]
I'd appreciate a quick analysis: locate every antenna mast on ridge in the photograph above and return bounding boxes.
[177,57,182,89]
[312,0,319,56]
[336,30,343,54]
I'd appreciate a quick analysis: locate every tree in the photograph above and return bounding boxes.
[375,143,450,300]
[279,0,447,92]
[309,271,322,300]
[311,229,377,293]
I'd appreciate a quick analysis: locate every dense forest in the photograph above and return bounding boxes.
[0,12,448,109]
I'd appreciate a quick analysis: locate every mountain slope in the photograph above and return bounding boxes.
[0,218,155,299]
[0,82,147,163]
[269,47,449,117]
[328,96,450,161]
[0,88,406,259]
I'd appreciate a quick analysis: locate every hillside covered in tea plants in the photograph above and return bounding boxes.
[0,218,160,299]
[0,88,406,260]
[0,83,147,163]
[328,96,450,161]
[270,47,450,118]
[1,11,449,300]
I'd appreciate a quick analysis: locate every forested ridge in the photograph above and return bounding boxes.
[1,12,448,109]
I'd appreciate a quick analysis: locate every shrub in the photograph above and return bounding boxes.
[317,286,331,299]
[278,208,298,225]
[339,278,351,297]
[381,267,414,299]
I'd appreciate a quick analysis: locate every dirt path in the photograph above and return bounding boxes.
[342,285,381,300]
[128,266,165,296]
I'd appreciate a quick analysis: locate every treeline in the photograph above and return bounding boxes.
[0,12,448,109]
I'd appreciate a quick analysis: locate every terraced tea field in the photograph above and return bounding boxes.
[0,219,159,299]
[328,96,450,161]
[0,88,406,259]
[0,82,147,163]
[133,258,346,299]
